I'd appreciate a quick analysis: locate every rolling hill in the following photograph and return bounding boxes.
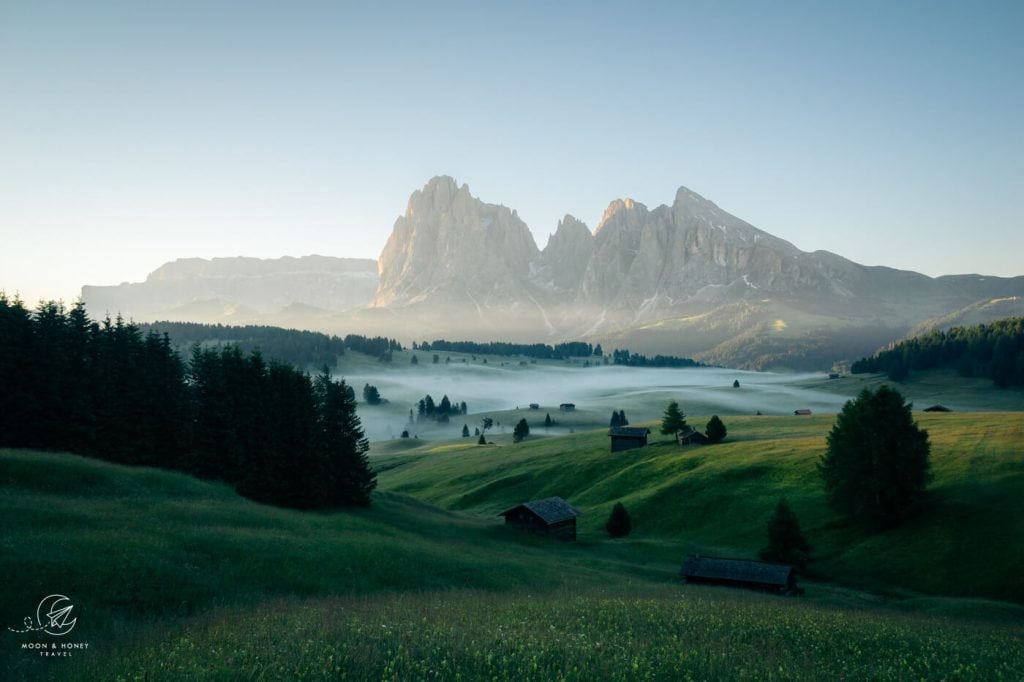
[3,425,1023,679]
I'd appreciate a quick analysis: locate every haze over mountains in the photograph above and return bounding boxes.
[82,176,1024,369]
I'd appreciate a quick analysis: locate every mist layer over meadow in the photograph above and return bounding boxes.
[343,361,849,442]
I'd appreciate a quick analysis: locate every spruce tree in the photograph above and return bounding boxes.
[605,502,632,538]
[513,418,530,442]
[819,386,931,528]
[660,400,688,436]
[315,372,376,507]
[478,433,487,445]
[759,498,810,569]
[462,424,470,437]
[544,413,553,428]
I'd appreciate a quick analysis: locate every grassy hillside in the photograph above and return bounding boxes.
[375,412,1024,603]
[2,447,1022,679]
[800,369,1024,412]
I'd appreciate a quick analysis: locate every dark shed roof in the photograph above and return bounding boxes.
[500,496,580,524]
[923,404,952,412]
[609,427,651,438]
[681,555,793,587]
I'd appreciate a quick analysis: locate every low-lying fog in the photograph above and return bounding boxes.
[342,361,850,442]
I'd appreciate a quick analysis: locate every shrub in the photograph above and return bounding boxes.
[605,502,632,538]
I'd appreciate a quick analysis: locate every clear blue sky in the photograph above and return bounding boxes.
[2,1,1021,304]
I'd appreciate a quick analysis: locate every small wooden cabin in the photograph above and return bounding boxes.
[680,555,798,595]
[794,409,812,416]
[559,403,576,412]
[500,496,580,541]
[923,404,952,412]
[677,427,709,445]
[609,426,650,452]
[529,403,540,410]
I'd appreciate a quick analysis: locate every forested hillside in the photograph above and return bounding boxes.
[852,317,1024,387]
[0,297,375,508]
[140,321,402,367]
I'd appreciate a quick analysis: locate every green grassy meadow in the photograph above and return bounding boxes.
[3,408,1023,679]
[376,411,1024,603]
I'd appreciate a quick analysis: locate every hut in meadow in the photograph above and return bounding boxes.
[680,555,799,595]
[500,496,580,541]
[677,427,709,445]
[794,409,812,416]
[923,404,952,412]
[559,403,576,412]
[609,426,650,452]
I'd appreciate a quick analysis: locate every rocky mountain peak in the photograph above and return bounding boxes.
[374,176,540,308]
[596,197,647,233]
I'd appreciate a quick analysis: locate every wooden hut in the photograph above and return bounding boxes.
[500,496,580,541]
[559,403,576,412]
[794,409,812,416]
[680,555,799,595]
[923,404,952,412]
[677,427,709,445]
[609,426,650,452]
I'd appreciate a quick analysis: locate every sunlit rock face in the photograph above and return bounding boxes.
[367,177,1024,368]
[374,176,540,308]
[535,215,593,294]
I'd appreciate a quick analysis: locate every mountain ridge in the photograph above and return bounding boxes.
[80,177,1024,369]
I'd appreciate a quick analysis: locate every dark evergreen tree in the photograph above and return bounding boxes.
[605,501,632,538]
[660,400,687,436]
[705,415,727,444]
[759,499,811,569]
[477,433,487,445]
[410,354,418,365]
[819,386,932,529]
[513,418,530,442]
[733,379,740,388]
[315,371,375,507]
[462,424,470,437]
[618,410,628,426]
[362,383,382,405]
[544,413,553,428]
[610,411,623,428]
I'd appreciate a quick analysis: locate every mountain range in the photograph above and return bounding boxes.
[81,176,1024,369]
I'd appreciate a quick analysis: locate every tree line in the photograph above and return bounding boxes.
[414,394,468,423]
[140,321,347,369]
[413,339,602,359]
[138,321,404,368]
[851,317,1024,387]
[0,297,375,509]
[611,349,701,368]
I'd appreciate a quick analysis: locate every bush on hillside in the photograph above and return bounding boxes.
[759,498,810,569]
[605,502,633,538]
[705,415,727,443]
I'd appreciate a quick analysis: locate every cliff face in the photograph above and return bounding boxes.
[374,176,540,308]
